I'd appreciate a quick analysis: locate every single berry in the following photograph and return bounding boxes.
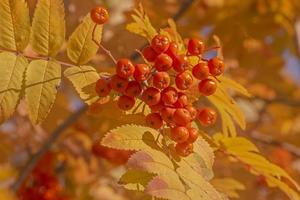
[175,71,194,90]
[95,77,111,97]
[110,75,129,93]
[160,107,176,125]
[192,62,210,80]
[117,95,135,110]
[173,108,191,126]
[151,34,170,54]
[198,78,217,96]
[142,46,158,62]
[134,64,151,82]
[165,42,178,58]
[142,87,161,106]
[116,58,135,78]
[185,105,197,120]
[154,53,173,72]
[173,55,189,73]
[197,107,217,126]
[90,7,109,24]
[161,87,178,105]
[187,38,205,55]
[125,81,142,97]
[174,92,188,108]
[153,72,170,89]
[146,113,163,129]
[149,101,164,113]
[186,128,199,143]
[208,57,225,76]
[170,126,189,143]
[175,142,193,157]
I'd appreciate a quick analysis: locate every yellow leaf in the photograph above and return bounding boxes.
[219,76,252,97]
[67,15,102,65]
[126,3,157,41]
[0,52,28,124]
[101,124,161,151]
[214,134,300,199]
[64,65,99,105]
[25,60,61,124]
[31,0,65,56]
[0,189,16,200]
[119,169,154,191]
[211,178,245,198]
[145,176,190,200]
[0,0,30,51]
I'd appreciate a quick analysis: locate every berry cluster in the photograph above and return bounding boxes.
[92,7,225,157]
[18,153,68,200]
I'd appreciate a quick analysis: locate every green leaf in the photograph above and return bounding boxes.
[101,124,161,151]
[67,15,102,65]
[31,0,65,56]
[0,52,28,124]
[25,60,61,124]
[64,65,99,105]
[119,169,154,191]
[211,178,245,199]
[0,0,30,51]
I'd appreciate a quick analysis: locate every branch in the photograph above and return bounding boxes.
[12,0,195,192]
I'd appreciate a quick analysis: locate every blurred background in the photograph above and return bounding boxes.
[1,0,300,199]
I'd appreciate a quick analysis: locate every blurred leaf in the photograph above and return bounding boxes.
[119,169,154,191]
[211,178,245,198]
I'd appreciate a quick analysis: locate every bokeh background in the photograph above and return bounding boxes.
[1,0,300,199]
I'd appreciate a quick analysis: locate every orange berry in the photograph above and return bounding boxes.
[116,58,135,78]
[146,113,163,129]
[154,53,173,72]
[173,54,189,73]
[186,128,199,143]
[117,95,135,110]
[153,72,170,89]
[161,87,178,105]
[90,7,109,24]
[125,81,142,97]
[110,75,129,93]
[142,87,161,106]
[134,64,151,82]
[208,57,225,76]
[160,107,176,125]
[142,46,158,62]
[170,126,189,143]
[151,34,170,54]
[175,71,194,90]
[192,62,210,80]
[197,107,217,126]
[175,142,193,157]
[185,105,197,120]
[198,78,217,96]
[95,77,111,97]
[173,108,191,126]
[187,38,205,55]
[174,92,188,108]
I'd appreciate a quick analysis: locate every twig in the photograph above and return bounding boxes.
[12,106,87,192]
[12,0,195,192]
[92,24,117,64]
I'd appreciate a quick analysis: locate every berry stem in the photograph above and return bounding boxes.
[92,24,117,64]
[204,45,221,52]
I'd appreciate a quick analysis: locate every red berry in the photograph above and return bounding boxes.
[173,55,189,73]
[116,58,135,78]
[170,126,189,143]
[90,7,109,24]
[125,81,142,97]
[146,113,163,129]
[117,95,135,110]
[175,142,193,157]
[197,107,217,126]
[142,87,161,106]
[154,53,173,72]
[161,87,178,105]
[186,128,199,143]
[95,77,111,97]
[173,108,191,126]
[134,64,151,82]
[149,101,164,113]
[151,34,170,54]
[160,107,176,125]
[185,105,197,120]
[208,57,225,76]
[192,62,210,80]
[153,72,170,89]
[198,78,217,96]
[174,92,188,108]
[142,46,158,62]
[110,75,129,93]
[187,38,205,55]
[165,42,178,58]
[175,71,194,90]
